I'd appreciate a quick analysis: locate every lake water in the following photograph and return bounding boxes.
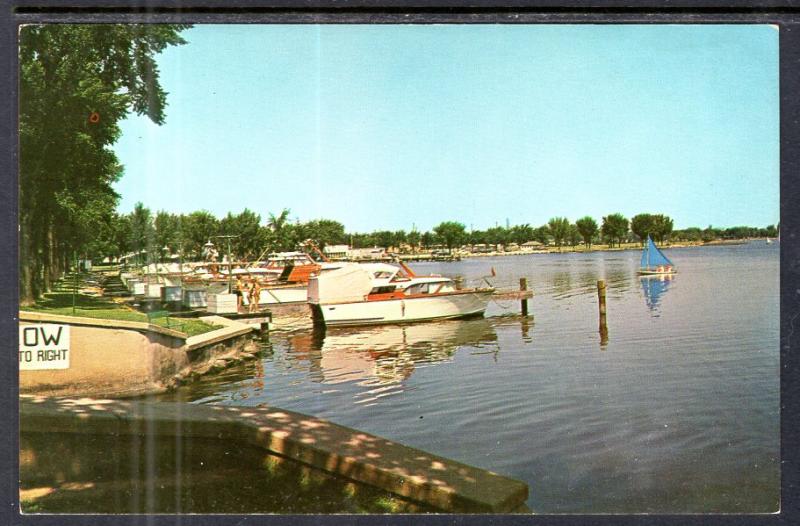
[160,242,780,513]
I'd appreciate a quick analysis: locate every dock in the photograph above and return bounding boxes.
[493,289,534,301]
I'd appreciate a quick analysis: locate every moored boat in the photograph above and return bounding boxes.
[638,235,677,275]
[308,262,494,327]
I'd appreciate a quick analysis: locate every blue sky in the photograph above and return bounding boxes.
[113,24,779,232]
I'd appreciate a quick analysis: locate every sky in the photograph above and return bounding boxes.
[113,24,779,232]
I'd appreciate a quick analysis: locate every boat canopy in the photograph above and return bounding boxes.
[640,236,673,270]
[308,264,374,304]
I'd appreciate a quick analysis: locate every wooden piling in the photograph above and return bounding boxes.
[597,280,607,316]
[520,278,529,316]
[597,280,608,345]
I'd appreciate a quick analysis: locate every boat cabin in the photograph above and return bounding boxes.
[356,263,455,299]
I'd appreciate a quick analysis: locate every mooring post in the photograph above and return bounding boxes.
[520,277,529,316]
[454,276,464,290]
[597,279,608,344]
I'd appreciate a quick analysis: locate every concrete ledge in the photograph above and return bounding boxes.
[20,310,186,339]
[185,315,256,351]
[19,313,259,398]
[20,396,529,513]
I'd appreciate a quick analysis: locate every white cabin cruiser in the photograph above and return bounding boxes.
[308,262,494,327]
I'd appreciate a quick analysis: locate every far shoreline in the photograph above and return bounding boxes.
[379,238,767,262]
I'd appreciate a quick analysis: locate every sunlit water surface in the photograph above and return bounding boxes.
[158,242,779,513]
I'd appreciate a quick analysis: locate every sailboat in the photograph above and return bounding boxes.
[638,236,677,276]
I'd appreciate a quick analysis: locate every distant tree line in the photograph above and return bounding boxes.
[92,206,779,265]
[94,205,351,264]
[671,224,778,243]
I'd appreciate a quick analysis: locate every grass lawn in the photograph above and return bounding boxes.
[24,292,220,337]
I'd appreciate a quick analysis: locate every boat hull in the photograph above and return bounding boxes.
[243,284,308,305]
[311,290,494,327]
[638,269,677,276]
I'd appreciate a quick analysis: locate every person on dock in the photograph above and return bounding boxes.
[249,279,261,313]
[234,276,245,311]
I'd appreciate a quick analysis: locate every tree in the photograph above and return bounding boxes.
[407,230,421,252]
[372,230,397,249]
[485,226,509,246]
[509,224,535,245]
[468,229,487,245]
[651,214,674,245]
[702,225,719,242]
[183,211,219,259]
[534,225,551,246]
[433,221,466,252]
[568,224,581,248]
[630,213,655,245]
[601,213,629,248]
[219,209,263,260]
[393,230,407,249]
[575,216,598,248]
[547,217,570,250]
[126,202,155,266]
[154,211,181,255]
[19,24,189,303]
[765,224,778,238]
[674,227,702,242]
[304,219,346,250]
[267,209,293,251]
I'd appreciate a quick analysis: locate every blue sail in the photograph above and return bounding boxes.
[641,236,673,270]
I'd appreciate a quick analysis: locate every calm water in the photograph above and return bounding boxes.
[160,242,780,513]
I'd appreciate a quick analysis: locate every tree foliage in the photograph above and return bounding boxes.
[630,213,655,245]
[630,213,674,245]
[575,216,598,248]
[19,24,189,303]
[219,209,264,260]
[433,221,466,252]
[601,213,629,248]
[650,214,674,244]
[303,219,347,250]
[547,217,571,249]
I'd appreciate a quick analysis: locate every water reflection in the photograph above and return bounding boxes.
[640,274,674,313]
[285,319,498,388]
[520,317,533,342]
[551,271,573,296]
[549,262,632,300]
[604,265,632,294]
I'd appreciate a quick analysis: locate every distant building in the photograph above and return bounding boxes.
[521,241,544,248]
[348,247,387,260]
[323,244,350,259]
[472,244,492,253]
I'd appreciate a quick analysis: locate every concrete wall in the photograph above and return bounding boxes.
[20,396,530,513]
[19,312,259,398]
[19,322,185,398]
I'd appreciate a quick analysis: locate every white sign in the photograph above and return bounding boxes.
[19,324,70,370]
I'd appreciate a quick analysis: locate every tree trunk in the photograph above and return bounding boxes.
[19,214,34,306]
[42,220,51,293]
[47,224,60,288]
